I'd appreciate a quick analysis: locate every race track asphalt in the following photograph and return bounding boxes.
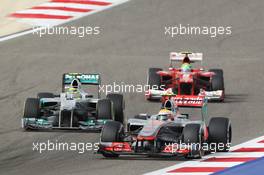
[0,0,264,174]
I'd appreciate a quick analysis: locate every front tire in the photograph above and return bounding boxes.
[209,117,232,152]
[23,98,41,131]
[23,98,40,118]
[100,121,123,158]
[183,124,203,159]
[147,68,162,89]
[209,69,224,91]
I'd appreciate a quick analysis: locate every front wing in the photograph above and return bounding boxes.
[22,118,109,131]
[98,141,193,157]
[145,89,224,101]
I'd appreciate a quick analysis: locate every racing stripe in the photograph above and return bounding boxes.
[11,9,85,17]
[10,13,72,19]
[50,0,112,5]
[167,167,226,173]
[31,6,92,12]
[202,157,257,162]
[232,147,264,152]
[38,2,105,10]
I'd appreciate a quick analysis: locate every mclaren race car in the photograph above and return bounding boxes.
[22,73,125,131]
[98,95,231,159]
[145,52,225,102]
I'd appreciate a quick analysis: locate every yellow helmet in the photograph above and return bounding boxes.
[158,109,172,115]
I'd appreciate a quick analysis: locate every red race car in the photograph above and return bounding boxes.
[145,52,225,102]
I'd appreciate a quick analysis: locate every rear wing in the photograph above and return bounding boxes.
[169,95,206,108]
[170,52,203,62]
[63,73,100,85]
[62,73,101,96]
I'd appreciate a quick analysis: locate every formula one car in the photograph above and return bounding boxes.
[145,52,225,102]
[98,95,231,159]
[22,73,125,131]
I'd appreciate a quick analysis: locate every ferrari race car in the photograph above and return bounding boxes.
[98,95,232,159]
[22,73,125,131]
[145,52,225,102]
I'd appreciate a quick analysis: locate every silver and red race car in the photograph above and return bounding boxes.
[145,52,225,102]
[97,95,232,159]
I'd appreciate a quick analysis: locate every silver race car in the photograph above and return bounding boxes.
[98,95,231,158]
[22,73,125,131]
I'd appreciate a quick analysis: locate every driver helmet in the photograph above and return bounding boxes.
[158,109,173,121]
[69,79,80,92]
[181,63,192,72]
[66,79,82,99]
[182,56,191,64]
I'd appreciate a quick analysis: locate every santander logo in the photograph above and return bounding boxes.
[172,96,204,105]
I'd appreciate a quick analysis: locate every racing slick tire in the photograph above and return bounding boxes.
[106,93,124,124]
[97,99,113,120]
[209,117,232,152]
[209,69,224,91]
[183,124,203,159]
[147,68,162,89]
[23,98,41,130]
[37,92,54,99]
[23,98,40,118]
[100,121,124,158]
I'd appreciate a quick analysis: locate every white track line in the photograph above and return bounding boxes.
[37,3,105,10]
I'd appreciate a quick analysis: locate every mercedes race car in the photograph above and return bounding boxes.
[22,73,125,131]
[145,52,225,102]
[98,95,231,159]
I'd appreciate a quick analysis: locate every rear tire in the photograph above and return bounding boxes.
[97,99,113,120]
[37,92,54,99]
[209,117,231,152]
[147,68,162,89]
[183,124,203,159]
[106,94,124,124]
[100,121,123,158]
